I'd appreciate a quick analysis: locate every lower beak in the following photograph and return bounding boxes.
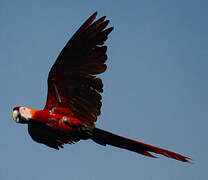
[13,110,20,123]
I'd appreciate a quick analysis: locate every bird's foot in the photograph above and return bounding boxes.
[62,116,72,126]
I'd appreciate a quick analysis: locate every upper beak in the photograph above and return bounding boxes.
[13,110,19,123]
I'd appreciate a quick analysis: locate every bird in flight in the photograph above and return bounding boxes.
[13,12,191,163]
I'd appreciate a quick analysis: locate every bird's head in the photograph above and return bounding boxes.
[13,106,34,124]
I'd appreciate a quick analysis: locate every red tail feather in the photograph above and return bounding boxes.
[92,128,191,163]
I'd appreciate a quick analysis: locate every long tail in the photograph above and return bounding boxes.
[91,128,191,163]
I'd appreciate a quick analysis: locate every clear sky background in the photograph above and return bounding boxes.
[1,0,207,179]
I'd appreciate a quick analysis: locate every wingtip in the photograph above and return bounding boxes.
[105,27,114,34]
[100,16,106,21]
[92,11,98,17]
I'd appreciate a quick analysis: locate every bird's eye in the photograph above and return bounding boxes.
[22,107,26,111]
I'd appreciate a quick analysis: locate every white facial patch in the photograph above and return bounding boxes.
[19,107,32,120]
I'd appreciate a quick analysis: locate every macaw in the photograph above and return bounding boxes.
[13,12,191,163]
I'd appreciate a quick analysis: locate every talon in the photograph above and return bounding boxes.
[62,116,71,126]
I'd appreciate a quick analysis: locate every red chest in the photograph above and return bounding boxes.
[32,109,84,132]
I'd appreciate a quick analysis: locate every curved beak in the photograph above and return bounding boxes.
[13,110,20,123]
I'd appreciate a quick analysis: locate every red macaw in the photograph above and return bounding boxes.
[13,12,191,163]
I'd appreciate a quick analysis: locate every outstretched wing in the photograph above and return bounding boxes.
[44,12,113,128]
[28,121,81,149]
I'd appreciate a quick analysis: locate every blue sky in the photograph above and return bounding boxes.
[1,0,207,179]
